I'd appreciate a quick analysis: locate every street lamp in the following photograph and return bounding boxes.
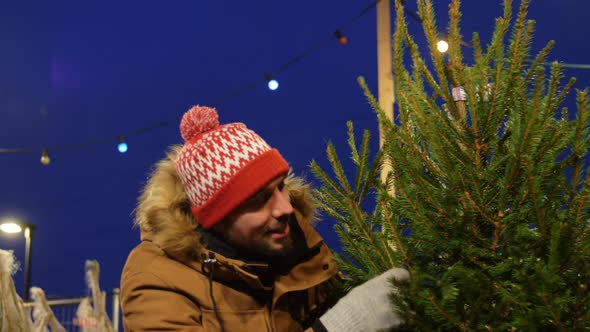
[0,218,35,301]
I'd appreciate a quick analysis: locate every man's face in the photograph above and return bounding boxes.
[213,175,295,260]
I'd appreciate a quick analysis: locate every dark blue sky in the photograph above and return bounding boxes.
[1,0,589,300]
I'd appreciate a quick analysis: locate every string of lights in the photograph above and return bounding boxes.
[1,0,589,164]
[0,0,381,163]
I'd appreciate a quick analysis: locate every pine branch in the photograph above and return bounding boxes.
[326,144,352,195]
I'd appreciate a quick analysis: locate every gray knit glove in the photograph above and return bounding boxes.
[319,268,409,332]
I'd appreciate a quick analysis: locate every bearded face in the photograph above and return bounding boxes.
[212,175,296,260]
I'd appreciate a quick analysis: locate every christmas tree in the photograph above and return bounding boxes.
[311,0,590,329]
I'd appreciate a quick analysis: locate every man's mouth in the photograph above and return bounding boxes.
[268,221,290,239]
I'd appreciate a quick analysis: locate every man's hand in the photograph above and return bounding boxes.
[319,268,409,332]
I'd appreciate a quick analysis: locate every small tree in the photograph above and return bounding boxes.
[311,0,590,330]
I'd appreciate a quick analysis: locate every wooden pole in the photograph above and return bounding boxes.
[377,0,395,194]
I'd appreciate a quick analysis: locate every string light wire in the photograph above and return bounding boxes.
[1,0,589,157]
[0,1,381,156]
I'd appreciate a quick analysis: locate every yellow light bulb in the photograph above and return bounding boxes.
[40,149,51,165]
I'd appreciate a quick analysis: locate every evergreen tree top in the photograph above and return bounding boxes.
[312,0,590,329]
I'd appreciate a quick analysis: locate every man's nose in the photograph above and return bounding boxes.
[271,189,293,218]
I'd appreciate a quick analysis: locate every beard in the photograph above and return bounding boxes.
[202,213,310,280]
[234,213,297,262]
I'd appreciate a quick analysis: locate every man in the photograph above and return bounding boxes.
[120,105,408,331]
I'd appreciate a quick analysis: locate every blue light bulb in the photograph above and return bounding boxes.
[118,142,128,153]
[268,79,279,91]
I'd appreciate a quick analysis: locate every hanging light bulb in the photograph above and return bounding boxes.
[437,39,449,53]
[117,136,128,153]
[265,74,279,91]
[334,30,348,45]
[40,148,50,165]
[268,79,279,91]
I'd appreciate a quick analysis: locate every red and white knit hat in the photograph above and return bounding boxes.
[175,105,289,229]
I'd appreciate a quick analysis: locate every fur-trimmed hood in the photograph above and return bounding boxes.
[134,145,318,262]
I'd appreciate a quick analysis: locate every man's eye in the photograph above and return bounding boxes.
[261,191,273,203]
[239,180,286,212]
[243,191,271,211]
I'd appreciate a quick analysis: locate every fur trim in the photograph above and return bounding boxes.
[284,172,318,223]
[135,145,318,261]
[135,145,200,261]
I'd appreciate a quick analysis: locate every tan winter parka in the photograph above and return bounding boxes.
[120,146,340,331]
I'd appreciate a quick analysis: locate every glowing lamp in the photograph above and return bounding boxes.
[117,136,128,153]
[40,149,50,165]
[334,30,348,45]
[268,79,279,91]
[0,222,22,233]
[437,40,449,53]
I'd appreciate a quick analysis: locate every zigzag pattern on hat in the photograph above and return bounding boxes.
[177,124,270,206]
